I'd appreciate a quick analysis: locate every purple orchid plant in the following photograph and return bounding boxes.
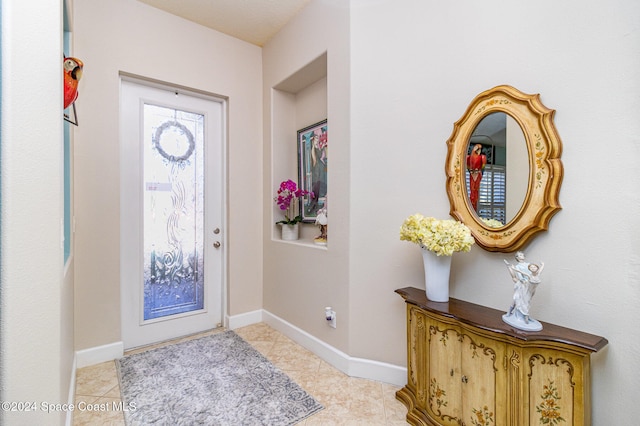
[274,179,312,225]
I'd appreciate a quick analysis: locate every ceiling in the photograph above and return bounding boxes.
[138,0,312,46]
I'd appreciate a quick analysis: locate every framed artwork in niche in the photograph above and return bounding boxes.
[297,119,327,223]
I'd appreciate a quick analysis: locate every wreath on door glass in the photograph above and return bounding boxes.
[152,120,195,164]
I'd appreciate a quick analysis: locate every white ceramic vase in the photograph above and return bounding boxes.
[280,223,299,241]
[421,248,452,302]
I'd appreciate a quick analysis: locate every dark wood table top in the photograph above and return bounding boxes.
[396,287,608,352]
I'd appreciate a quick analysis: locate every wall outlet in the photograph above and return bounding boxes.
[325,307,337,328]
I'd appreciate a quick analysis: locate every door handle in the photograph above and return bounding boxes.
[213,241,221,248]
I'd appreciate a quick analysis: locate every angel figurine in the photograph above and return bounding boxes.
[502,251,545,331]
[314,207,327,246]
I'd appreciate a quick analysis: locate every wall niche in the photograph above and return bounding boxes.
[271,52,327,246]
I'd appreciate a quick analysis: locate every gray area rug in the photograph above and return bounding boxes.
[117,330,323,425]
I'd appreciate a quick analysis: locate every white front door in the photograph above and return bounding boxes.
[120,77,225,349]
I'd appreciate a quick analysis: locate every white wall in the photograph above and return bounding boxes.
[349,0,640,423]
[72,0,263,350]
[0,0,69,424]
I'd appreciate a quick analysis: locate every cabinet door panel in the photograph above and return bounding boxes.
[460,330,506,426]
[524,349,587,426]
[427,320,463,425]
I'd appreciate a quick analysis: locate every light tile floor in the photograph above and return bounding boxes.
[74,323,408,425]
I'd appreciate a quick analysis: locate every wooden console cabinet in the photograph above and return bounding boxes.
[395,287,607,426]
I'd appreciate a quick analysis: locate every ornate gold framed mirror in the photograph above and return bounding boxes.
[445,85,563,252]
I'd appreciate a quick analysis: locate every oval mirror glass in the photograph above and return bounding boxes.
[465,112,529,227]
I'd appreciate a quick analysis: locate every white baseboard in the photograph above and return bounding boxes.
[75,341,124,368]
[226,309,263,330]
[261,310,406,387]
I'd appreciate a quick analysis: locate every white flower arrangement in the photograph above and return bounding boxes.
[400,214,475,256]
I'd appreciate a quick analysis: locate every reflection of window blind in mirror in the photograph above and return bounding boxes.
[466,165,506,225]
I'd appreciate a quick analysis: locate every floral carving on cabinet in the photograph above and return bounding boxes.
[471,405,495,426]
[428,378,449,413]
[536,380,566,425]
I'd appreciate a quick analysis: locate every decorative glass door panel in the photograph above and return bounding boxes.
[143,105,205,320]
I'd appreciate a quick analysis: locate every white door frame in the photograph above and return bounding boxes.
[119,75,227,349]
